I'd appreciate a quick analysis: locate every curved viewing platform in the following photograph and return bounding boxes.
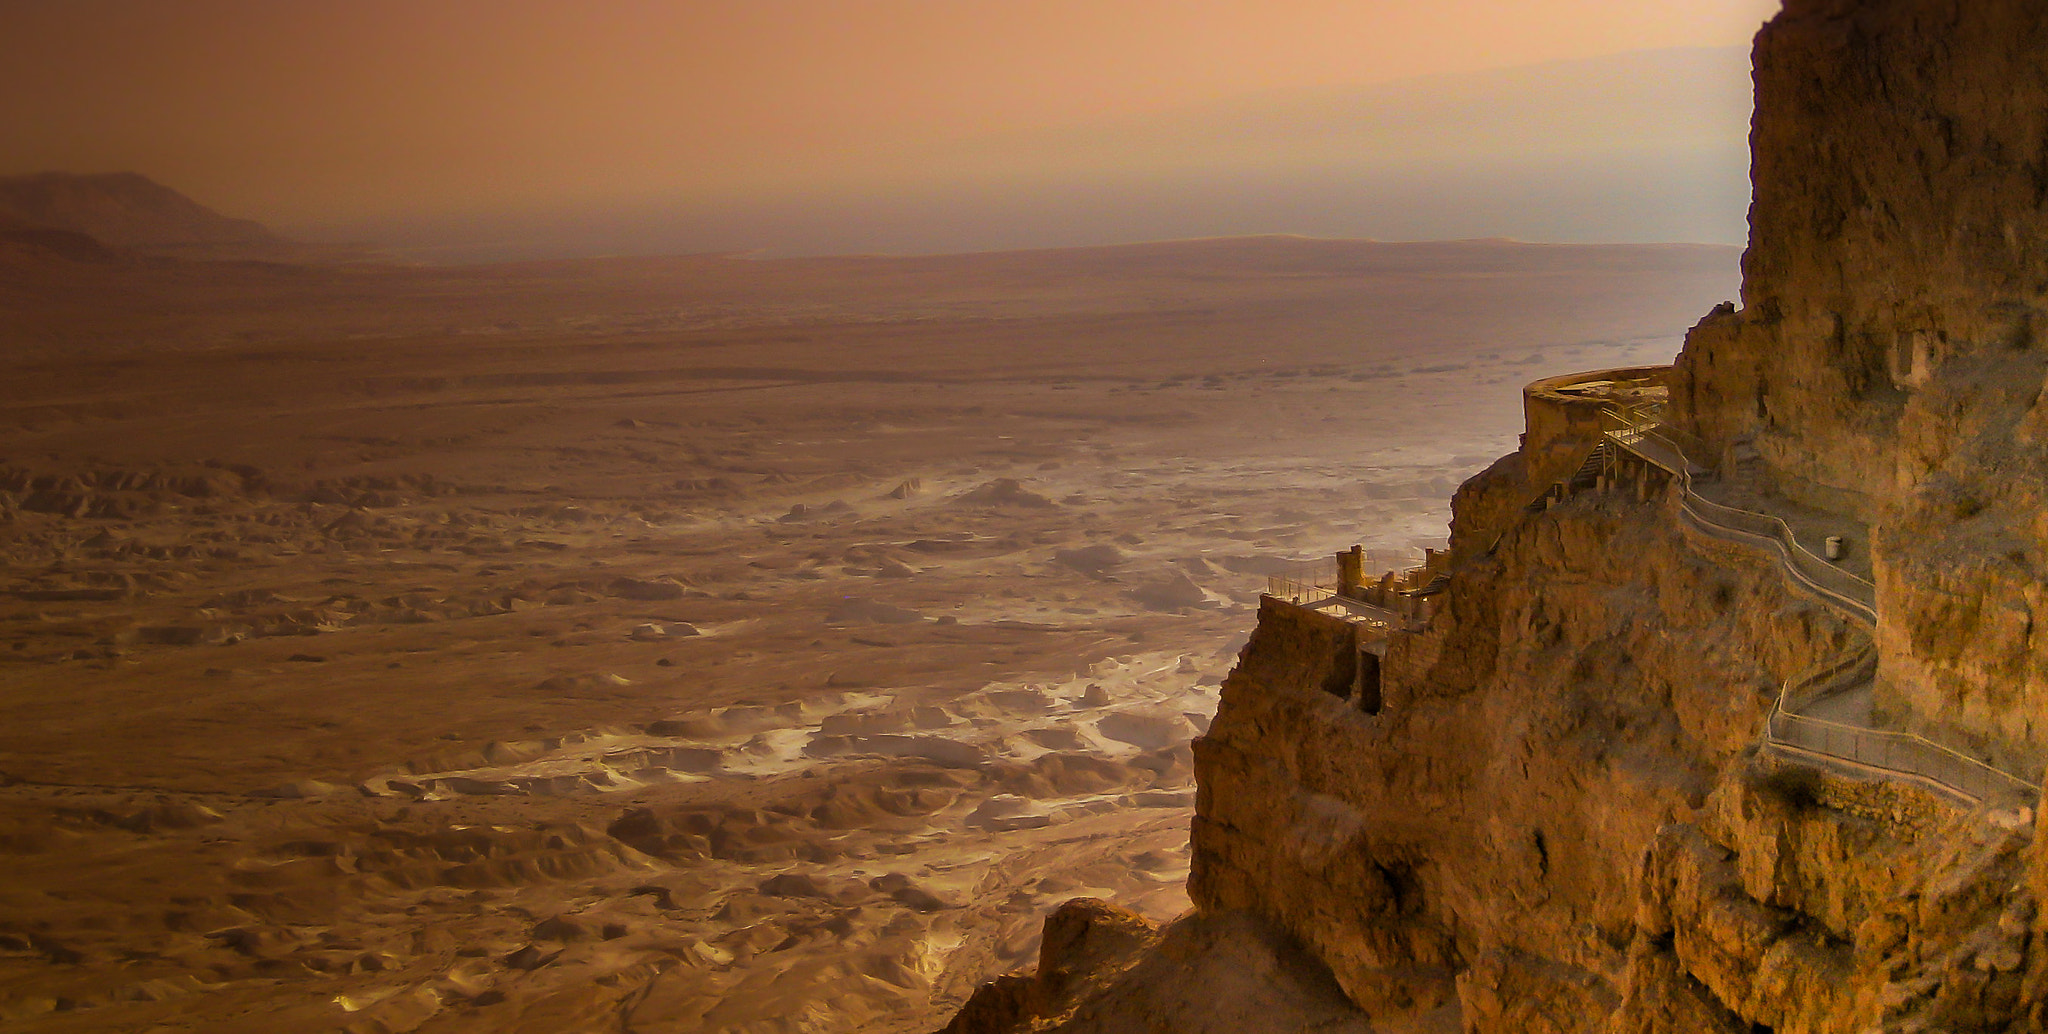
[1520,365,1672,459]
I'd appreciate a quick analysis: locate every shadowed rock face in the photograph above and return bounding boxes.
[1674,0,2048,784]
[940,900,1384,1034]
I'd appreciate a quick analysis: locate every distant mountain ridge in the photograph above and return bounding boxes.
[0,172,374,263]
[0,210,119,264]
[0,172,281,250]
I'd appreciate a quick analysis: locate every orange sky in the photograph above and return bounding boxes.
[0,0,1783,228]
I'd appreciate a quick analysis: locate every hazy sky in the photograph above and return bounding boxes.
[1,2,1780,221]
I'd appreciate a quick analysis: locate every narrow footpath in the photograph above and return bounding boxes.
[1606,409,2031,804]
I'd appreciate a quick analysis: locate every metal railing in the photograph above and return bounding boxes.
[1676,499,1876,626]
[1767,706,2036,804]
[1265,552,1436,632]
[1264,550,1426,603]
[1266,558,1341,603]
[1599,408,1877,626]
[1766,642,2033,802]
[1593,404,2034,804]
[1778,639,1876,713]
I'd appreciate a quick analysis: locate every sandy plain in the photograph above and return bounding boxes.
[0,234,1736,1032]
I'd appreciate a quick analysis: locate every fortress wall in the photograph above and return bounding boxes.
[1448,366,1664,567]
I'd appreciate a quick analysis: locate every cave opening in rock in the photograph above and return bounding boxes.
[1374,859,1424,916]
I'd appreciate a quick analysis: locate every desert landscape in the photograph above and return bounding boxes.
[0,201,1738,1032]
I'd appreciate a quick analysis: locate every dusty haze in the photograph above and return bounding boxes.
[0,1,1777,257]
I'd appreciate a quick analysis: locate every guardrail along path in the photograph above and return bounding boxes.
[1596,406,2032,805]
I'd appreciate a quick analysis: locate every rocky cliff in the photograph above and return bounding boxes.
[1187,491,2042,1033]
[1671,0,2048,789]
[944,1,2048,1030]
[1673,0,2048,511]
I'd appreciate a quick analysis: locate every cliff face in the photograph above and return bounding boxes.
[1192,478,2041,1032]
[1674,0,2048,511]
[1672,0,2048,778]
[1194,489,1820,1023]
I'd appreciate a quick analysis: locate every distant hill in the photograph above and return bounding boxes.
[0,172,281,250]
[0,172,374,262]
[0,211,119,263]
